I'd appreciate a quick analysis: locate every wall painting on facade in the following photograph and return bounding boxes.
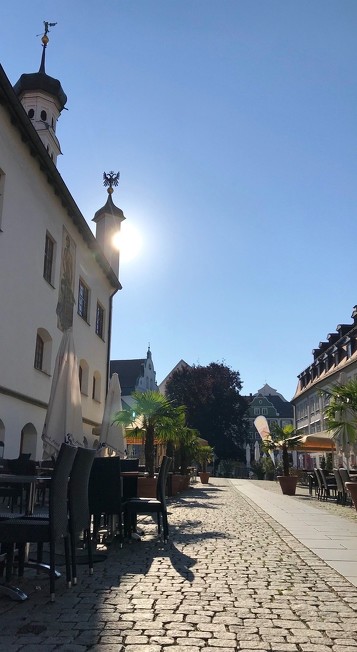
[56,227,76,331]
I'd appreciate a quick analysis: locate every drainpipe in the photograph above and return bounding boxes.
[106,288,119,394]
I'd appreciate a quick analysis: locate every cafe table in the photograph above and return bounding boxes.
[0,473,55,601]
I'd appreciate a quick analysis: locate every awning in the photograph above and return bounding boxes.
[296,433,335,452]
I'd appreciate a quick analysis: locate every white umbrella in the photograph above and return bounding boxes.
[42,328,83,459]
[245,444,251,467]
[98,373,127,457]
[254,440,260,462]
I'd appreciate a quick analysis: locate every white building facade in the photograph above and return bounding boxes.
[292,307,357,467]
[0,40,124,459]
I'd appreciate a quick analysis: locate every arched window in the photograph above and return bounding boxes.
[41,109,47,121]
[34,334,44,370]
[28,108,35,119]
[20,423,37,459]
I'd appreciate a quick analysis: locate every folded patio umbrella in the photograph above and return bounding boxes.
[42,328,84,460]
[98,373,127,457]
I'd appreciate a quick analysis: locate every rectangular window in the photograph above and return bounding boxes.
[34,334,44,370]
[43,233,55,284]
[262,408,268,415]
[253,407,260,416]
[78,278,89,322]
[95,302,105,339]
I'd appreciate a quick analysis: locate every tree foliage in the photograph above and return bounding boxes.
[322,379,357,444]
[113,390,184,477]
[262,423,301,477]
[165,362,248,459]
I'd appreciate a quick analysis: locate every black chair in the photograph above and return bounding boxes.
[0,443,76,601]
[68,447,96,585]
[121,458,139,501]
[88,456,126,547]
[124,456,172,542]
[0,458,36,513]
[313,468,323,500]
[319,469,337,501]
[339,468,353,506]
[333,468,347,505]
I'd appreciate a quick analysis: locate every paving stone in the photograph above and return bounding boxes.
[0,479,356,652]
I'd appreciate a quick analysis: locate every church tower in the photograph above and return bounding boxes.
[13,22,67,165]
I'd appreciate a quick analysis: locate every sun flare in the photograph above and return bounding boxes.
[112,223,143,262]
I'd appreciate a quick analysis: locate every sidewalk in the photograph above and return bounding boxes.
[231,479,357,587]
[0,478,356,651]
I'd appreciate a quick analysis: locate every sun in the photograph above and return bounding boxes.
[112,222,143,262]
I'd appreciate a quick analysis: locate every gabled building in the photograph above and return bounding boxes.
[110,347,158,407]
[245,384,294,452]
[0,30,125,458]
[158,359,191,396]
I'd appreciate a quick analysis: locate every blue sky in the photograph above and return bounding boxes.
[2,1,357,400]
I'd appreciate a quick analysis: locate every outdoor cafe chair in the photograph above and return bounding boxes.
[0,458,37,513]
[88,456,126,547]
[68,446,96,585]
[0,442,76,601]
[333,468,347,505]
[338,468,353,506]
[124,456,172,543]
[313,469,323,500]
[319,468,337,501]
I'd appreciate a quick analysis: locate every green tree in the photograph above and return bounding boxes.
[113,390,184,477]
[158,407,201,475]
[196,445,214,473]
[165,362,248,460]
[322,379,357,444]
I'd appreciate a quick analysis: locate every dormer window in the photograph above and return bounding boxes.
[28,108,34,119]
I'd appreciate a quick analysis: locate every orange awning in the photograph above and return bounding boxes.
[296,434,335,452]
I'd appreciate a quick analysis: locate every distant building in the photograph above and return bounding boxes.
[110,348,159,460]
[245,384,294,457]
[110,347,158,403]
[0,32,124,458]
[158,360,191,395]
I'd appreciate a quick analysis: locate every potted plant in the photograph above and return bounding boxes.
[263,424,301,495]
[113,391,184,496]
[196,445,214,484]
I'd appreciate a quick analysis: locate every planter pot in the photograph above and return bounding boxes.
[345,482,357,511]
[277,475,298,496]
[137,476,157,498]
[199,472,210,484]
[170,474,189,495]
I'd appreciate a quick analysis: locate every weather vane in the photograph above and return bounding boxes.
[103,171,120,195]
[36,21,57,68]
[37,21,57,42]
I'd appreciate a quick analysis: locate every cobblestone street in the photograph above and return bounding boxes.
[0,478,356,651]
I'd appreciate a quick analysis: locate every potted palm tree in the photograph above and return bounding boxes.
[158,409,200,494]
[113,390,184,496]
[196,445,214,484]
[263,424,301,495]
[323,379,357,510]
